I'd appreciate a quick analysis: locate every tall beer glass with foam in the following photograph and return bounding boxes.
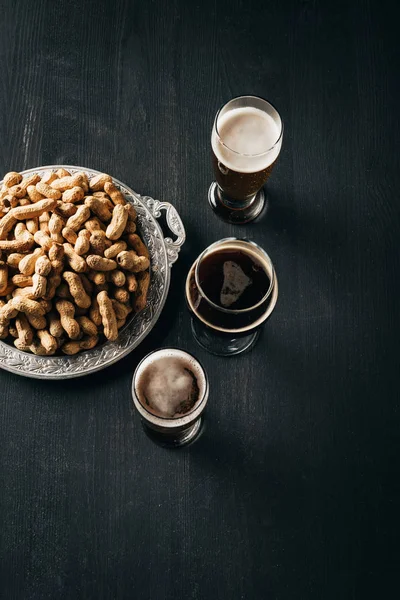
[209,96,283,224]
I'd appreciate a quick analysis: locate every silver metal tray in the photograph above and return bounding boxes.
[0,165,186,379]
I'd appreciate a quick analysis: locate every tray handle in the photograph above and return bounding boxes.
[145,198,186,267]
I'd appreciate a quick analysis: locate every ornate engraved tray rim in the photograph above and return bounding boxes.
[0,165,185,379]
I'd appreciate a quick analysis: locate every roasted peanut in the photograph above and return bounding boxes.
[0,261,8,294]
[124,220,137,234]
[55,201,78,219]
[41,171,58,185]
[113,287,130,304]
[48,312,64,338]
[55,300,80,340]
[80,335,98,349]
[86,255,117,272]
[85,196,112,222]
[106,204,130,240]
[26,313,47,330]
[108,269,126,287]
[126,233,149,258]
[62,186,84,203]
[3,172,22,187]
[36,181,61,200]
[61,340,82,355]
[97,291,118,341]
[77,172,89,192]
[12,198,57,221]
[12,286,35,299]
[50,173,83,192]
[61,334,97,354]
[89,296,102,326]
[7,253,26,268]
[0,211,18,239]
[87,270,106,285]
[103,181,126,206]
[48,213,64,237]
[32,273,47,298]
[14,222,27,238]
[116,318,126,330]
[66,205,90,231]
[12,296,45,317]
[26,217,39,234]
[19,173,40,194]
[19,248,44,275]
[35,255,51,277]
[39,211,50,223]
[56,168,71,178]
[134,271,150,312]
[74,230,90,256]
[37,329,57,354]
[62,226,78,244]
[89,230,110,255]
[116,250,149,273]
[89,173,112,191]
[0,184,25,199]
[63,243,87,273]
[104,241,127,259]
[77,316,98,337]
[84,217,106,233]
[27,185,44,202]
[93,191,114,207]
[14,338,30,351]
[0,299,18,324]
[63,271,91,309]
[33,230,53,250]
[0,231,35,252]
[15,314,33,345]
[126,273,138,292]
[29,339,53,356]
[12,274,33,288]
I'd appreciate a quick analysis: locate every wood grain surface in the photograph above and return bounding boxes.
[0,0,399,598]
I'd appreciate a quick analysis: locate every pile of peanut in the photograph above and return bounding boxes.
[0,169,150,355]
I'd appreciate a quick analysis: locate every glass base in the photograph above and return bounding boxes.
[191,317,259,356]
[142,418,203,448]
[208,182,265,224]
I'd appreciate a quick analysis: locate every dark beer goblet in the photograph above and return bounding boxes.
[209,95,283,224]
[185,238,278,356]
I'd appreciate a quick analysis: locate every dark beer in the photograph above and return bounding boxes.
[186,239,277,335]
[132,349,209,447]
[211,152,277,201]
[136,354,201,419]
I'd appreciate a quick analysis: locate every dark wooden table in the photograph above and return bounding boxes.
[0,1,398,598]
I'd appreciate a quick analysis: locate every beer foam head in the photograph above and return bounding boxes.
[135,349,207,419]
[212,106,282,173]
